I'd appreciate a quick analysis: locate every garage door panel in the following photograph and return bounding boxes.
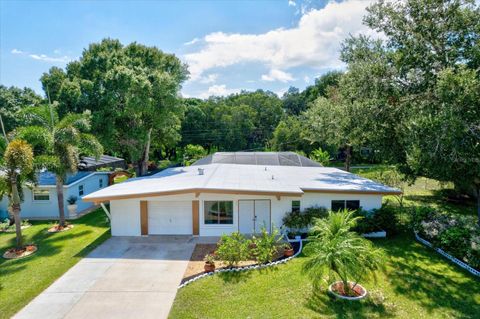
[148,201,192,235]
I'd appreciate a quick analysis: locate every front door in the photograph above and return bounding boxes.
[238,200,271,234]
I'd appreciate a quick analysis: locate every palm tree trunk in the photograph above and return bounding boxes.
[56,176,66,227]
[10,174,23,248]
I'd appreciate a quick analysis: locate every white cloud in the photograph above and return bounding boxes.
[184,37,200,46]
[11,48,72,63]
[304,75,310,83]
[199,84,241,99]
[29,54,71,63]
[274,87,289,98]
[261,69,295,82]
[199,73,218,84]
[184,0,375,81]
[288,0,296,7]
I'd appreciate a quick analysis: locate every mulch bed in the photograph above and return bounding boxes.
[47,224,74,233]
[2,244,38,259]
[330,282,365,297]
[182,243,290,282]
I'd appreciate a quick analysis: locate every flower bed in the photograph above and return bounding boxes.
[48,224,74,233]
[2,244,37,259]
[179,240,302,289]
[412,207,480,272]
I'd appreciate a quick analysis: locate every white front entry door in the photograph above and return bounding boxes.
[148,201,192,235]
[238,200,271,234]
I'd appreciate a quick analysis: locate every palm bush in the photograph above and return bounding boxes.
[251,226,282,264]
[303,210,385,296]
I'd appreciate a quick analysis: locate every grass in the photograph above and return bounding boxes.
[170,234,480,319]
[170,165,480,318]
[0,209,110,319]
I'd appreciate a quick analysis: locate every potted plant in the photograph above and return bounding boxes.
[204,254,216,273]
[283,242,294,257]
[303,210,385,300]
[67,196,78,216]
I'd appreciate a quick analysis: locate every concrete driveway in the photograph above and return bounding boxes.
[14,236,196,319]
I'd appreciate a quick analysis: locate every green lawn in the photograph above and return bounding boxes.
[0,209,110,319]
[170,234,480,319]
[170,166,480,318]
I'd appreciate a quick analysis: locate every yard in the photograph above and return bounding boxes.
[0,209,110,319]
[170,166,480,318]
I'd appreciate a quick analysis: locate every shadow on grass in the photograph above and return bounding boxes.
[379,235,480,318]
[403,194,475,217]
[305,289,396,319]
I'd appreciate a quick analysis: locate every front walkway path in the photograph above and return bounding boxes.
[14,236,196,319]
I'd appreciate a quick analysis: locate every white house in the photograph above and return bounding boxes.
[83,152,401,237]
[0,155,125,220]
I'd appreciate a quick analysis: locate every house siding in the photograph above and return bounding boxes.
[107,192,384,237]
[0,173,109,220]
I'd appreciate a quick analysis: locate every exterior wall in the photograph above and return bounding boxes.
[108,192,383,237]
[0,172,109,220]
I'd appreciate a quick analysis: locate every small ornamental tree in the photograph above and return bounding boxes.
[2,139,34,248]
[303,210,385,296]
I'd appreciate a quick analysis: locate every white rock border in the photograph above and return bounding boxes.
[178,239,303,289]
[328,281,367,300]
[414,232,480,277]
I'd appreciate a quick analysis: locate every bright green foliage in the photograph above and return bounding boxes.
[303,211,385,293]
[251,226,282,264]
[182,144,207,166]
[270,116,312,152]
[0,85,43,134]
[4,140,34,174]
[215,232,251,267]
[40,39,188,174]
[310,148,330,166]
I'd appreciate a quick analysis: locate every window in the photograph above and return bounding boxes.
[292,200,301,213]
[99,178,103,188]
[331,200,360,211]
[78,185,84,196]
[33,189,50,201]
[204,201,233,225]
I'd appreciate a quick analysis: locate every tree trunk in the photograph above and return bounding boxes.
[10,174,23,248]
[476,184,480,227]
[56,176,66,227]
[344,144,352,172]
[139,128,152,176]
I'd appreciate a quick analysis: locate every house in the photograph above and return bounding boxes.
[83,152,401,237]
[0,155,125,220]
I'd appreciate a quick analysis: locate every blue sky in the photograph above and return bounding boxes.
[0,0,375,98]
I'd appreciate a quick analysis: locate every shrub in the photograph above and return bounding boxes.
[0,218,10,231]
[353,205,400,236]
[282,206,328,233]
[216,232,250,267]
[412,207,480,270]
[309,148,330,166]
[251,226,282,264]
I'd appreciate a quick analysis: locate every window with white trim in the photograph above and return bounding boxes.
[78,185,84,196]
[33,189,50,201]
[204,201,233,225]
[331,200,360,211]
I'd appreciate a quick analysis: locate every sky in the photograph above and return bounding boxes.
[0,0,377,99]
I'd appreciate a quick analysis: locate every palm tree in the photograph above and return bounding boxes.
[1,139,34,248]
[16,105,103,228]
[303,210,385,296]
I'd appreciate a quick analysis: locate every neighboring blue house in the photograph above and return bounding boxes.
[0,155,125,220]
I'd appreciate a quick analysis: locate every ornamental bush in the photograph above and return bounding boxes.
[251,226,282,264]
[412,207,480,269]
[216,232,251,267]
[282,206,328,233]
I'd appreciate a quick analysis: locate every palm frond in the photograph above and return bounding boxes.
[58,112,91,132]
[79,133,104,159]
[15,126,54,155]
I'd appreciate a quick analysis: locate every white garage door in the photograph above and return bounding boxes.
[148,201,192,235]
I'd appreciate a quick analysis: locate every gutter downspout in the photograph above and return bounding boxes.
[100,202,111,220]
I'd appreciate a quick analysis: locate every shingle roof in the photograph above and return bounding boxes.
[192,152,322,167]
